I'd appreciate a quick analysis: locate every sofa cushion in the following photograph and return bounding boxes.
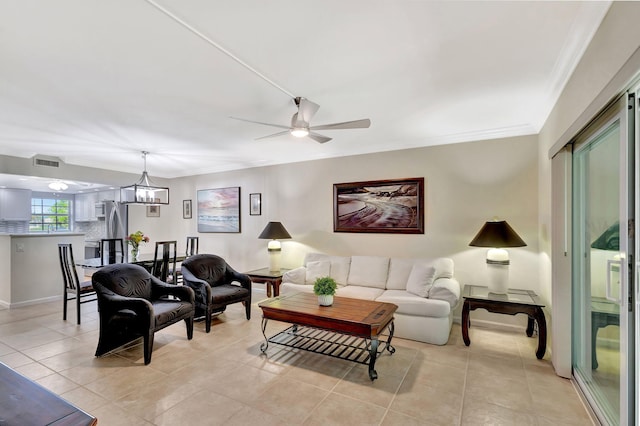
[282,267,306,285]
[305,260,331,284]
[406,264,436,297]
[328,256,351,285]
[428,278,461,307]
[377,290,451,317]
[347,256,389,289]
[386,258,416,290]
[336,285,384,301]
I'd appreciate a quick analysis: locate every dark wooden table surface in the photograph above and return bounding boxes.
[461,285,547,359]
[0,362,97,425]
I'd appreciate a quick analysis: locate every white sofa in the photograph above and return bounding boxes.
[280,253,460,345]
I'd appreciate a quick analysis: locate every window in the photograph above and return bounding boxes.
[30,198,70,232]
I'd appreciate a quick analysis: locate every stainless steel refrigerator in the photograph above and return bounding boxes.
[105,200,128,242]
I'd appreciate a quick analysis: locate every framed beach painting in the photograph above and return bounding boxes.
[333,177,424,234]
[197,187,241,233]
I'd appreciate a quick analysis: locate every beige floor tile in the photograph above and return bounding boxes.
[205,364,280,404]
[224,405,284,426]
[381,409,439,426]
[115,374,202,421]
[0,297,595,425]
[465,372,533,412]
[153,392,247,425]
[0,351,36,368]
[391,379,463,425]
[405,357,466,395]
[304,392,387,425]
[461,397,538,425]
[60,386,110,412]
[91,402,154,426]
[467,352,526,381]
[251,376,330,423]
[35,372,80,394]
[333,363,404,408]
[14,361,56,380]
[84,365,168,400]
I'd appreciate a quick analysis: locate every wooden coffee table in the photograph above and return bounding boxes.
[258,292,397,380]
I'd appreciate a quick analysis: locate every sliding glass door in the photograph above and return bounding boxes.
[572,94,634,425]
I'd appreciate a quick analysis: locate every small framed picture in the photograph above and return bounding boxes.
[250,193,261,216]
[146,205,160,217]
[183,199,192,219]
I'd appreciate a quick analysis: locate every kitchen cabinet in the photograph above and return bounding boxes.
[0,189,32,221]
[74,192,98,222]
[97,189,120,202]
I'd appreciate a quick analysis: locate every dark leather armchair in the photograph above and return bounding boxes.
[181,254,251,333]
[92,264,195,364]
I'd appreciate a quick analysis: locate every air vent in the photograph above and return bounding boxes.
[33,156,62,168]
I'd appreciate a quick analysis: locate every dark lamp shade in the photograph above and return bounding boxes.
[258,222,291,240]
[469,220,526,248]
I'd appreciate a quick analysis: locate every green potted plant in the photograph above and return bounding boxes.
[313,276,337,306]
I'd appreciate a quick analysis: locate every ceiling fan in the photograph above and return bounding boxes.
[231,97,371,143]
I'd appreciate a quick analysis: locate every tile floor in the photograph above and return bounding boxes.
[0,290,594,425]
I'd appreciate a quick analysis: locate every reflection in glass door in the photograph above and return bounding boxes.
[572,95,632,425]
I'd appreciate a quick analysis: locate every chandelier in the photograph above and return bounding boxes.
[120,151,169,205]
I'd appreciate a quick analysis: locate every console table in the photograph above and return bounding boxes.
[461,285,547,359]
[245,267,289,297]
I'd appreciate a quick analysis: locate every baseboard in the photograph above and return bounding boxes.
[8,295,61,309]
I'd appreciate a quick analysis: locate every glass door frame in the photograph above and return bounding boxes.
[571,93,633,425]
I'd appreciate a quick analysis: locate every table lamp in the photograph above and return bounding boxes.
[258,222,291,272]
[469,219,526,294]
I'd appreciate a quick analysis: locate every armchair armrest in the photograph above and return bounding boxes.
[181,266,213,303]
[93,281,154,326]
[224,264,251,291]
[151,276,195,304]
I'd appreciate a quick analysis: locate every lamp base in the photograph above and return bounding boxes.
[487,262,509,294]
[268,250,281,273]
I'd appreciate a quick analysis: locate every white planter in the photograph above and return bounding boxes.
[318,295,334,306]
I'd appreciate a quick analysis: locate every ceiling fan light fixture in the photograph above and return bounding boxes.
[48,181,68,191]
[290,128,309,138]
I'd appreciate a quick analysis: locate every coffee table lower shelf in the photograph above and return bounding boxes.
[260,323,395,380]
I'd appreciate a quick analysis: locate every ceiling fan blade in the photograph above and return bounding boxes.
[297,98,320,123]
[310,118,371,131]
[308,132,332,144]
[230,116,290,130]
[255,130,290,140]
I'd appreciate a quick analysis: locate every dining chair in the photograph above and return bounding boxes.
[100,238,124,265]
[175,236,200,284]
[152,240,178,284]
[186,236,199,257]
[58,243,96,324]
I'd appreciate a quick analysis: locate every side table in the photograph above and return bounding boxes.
[245,267,289,297]
[461,285,547,359]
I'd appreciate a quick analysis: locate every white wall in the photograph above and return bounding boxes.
[129,134,539,326]
[9,234,85,306]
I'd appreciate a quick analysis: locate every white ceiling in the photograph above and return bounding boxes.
[0,1,611,181]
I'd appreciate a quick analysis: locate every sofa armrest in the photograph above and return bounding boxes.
[428,277,461,308]
[283,267,306,285]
